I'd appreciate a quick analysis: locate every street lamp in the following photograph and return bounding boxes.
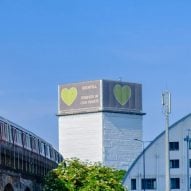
[134,139,151,191]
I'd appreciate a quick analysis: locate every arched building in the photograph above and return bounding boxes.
[123,113,191,191]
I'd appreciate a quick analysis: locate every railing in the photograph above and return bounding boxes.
[0,142,57,179]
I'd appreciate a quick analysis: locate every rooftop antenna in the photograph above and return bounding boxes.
[162,91,171,191]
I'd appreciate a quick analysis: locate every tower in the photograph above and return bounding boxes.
[58,79,144,170]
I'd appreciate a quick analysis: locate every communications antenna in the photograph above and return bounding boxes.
[162,91,171,191]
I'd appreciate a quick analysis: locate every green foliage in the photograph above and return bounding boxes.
[43,170,69,191]
[43,158,127,191]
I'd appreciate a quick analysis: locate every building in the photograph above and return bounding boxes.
[0,116,63,191]
[58,79,144,170]
[123,113,191,191]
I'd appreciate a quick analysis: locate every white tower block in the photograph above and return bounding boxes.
[58,80,144,170]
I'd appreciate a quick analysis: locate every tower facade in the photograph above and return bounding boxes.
[58,80,144,170]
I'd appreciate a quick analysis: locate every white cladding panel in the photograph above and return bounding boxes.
[103,113,143,170]
[59,112,143,170]
[124,114,191,191]
[59,113,103,162]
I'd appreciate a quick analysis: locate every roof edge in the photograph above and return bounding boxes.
[123,113,191,184]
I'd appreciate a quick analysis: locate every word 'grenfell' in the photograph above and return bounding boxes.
[81,84,97,90]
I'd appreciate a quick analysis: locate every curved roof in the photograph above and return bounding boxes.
[123,113,191,184]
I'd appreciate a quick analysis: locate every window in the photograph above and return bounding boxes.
[2,123,13,143]
[171,178,180,189]
[169,142,179,151]
[46,145,50,158]
[15,129,22,146]
[141,178,156,190]
[170,159,179,168]
[31,137,38,152]
[50,147,53,159]
[0,121,3,139]
[55,152,58,162]
[131,179,136,190]
[25,134,31,149]
[40,142,45,156]
[189,159,191,168]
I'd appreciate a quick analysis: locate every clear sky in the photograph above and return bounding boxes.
[0,0,191,149]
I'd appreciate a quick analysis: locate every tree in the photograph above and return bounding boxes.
[43,158,127,191]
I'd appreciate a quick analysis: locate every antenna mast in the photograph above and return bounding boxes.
[162,91,171,191]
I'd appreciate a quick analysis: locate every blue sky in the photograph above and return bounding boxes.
[0,0,191,149]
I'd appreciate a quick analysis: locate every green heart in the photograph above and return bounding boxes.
[61,87,78,106]
[113,84,131,106]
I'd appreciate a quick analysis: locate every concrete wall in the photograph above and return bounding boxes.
[59,112,143,170]
[103,113,142,170]
[59,113,103,162]
[0,171,41,191]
